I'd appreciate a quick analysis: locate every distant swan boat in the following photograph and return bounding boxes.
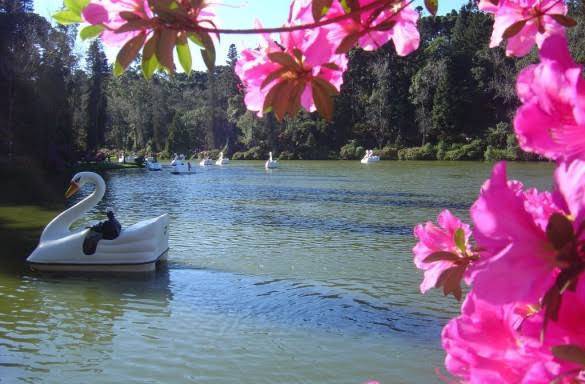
[361,150,380,164]
[26,172,169,272]
[265,152,278,169]
[216,152,229,165]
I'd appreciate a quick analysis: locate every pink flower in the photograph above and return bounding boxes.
[441,292,581,383]
[469,160,585,306]
[289,0,420,56]
[514,35,585,161]
[82,0,153,47]
[413,210,472,297]
[235,23,347,119]
[485,0,568,57]
[469,162,557,305]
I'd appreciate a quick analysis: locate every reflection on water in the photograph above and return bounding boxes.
[0,161,553,383]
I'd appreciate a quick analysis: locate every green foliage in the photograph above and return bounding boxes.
[339,140,365,160]
[278,151,296,160]
[484,145,511,161]
[398,143,437,160]
[8,2,578,170]
[443,139,485,161]
[232,146,265,160]
[376,146,399,160]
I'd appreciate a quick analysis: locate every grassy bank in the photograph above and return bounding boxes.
[0,205,59,273]
[69,161,142,173]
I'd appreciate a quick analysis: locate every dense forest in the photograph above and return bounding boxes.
[2,0,585,169]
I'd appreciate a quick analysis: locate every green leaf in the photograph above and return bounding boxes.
[53,10,82,25]
[188,32,204,48]
[79,25,104,41]
[141,53,159,80]
[64,0,89,15]
[424,0,438,16]
[454,228,466,254]
[176,40,192,75]
[546,213,574,250]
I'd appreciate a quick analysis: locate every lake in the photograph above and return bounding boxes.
[0,161,554,383]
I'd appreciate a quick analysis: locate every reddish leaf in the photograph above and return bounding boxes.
[157,28,177,72]
[260,67,290,89]
[550,14,577,28]
[503,19,527,39]
[268,52,299,70]
[142,31,159,60]
[322,62,341,71]
[546,213,574,251]
[423,251,459,263]
[273,81,296,120]
[198,31,216,71]
[374,20,397,31]
[312,78,337,121]
[286,81,305,117]
[119,11,140,21]
[424,0,438,16]
[263,81,293,120]
[335,32,360,54]
[552,345,585,366]
[436,265,466,301]
[312,0,333,22]
[312,77,339,96]
[115,31,146,75]
[115,19,150,34]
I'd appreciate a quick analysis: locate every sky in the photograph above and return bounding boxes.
[33,0,469,70]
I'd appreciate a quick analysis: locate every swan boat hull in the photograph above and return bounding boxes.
[170,162,195,174]
[27,214,170,273]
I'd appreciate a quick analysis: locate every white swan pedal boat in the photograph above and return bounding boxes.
[199,158,213,166]
[26,172,169,272]
[361,150,380,164]
[146,157,162,171]
[170,159,195,174]
[265,152,278,169]
[215,152,229,165]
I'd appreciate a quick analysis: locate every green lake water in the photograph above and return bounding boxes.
[0,161,554,383]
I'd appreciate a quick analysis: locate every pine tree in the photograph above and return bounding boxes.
[85,40,109,151]
[226,44,239,67]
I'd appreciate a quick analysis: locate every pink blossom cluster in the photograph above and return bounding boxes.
[413,3,585,379]
[479,0,568,57]
[235,0,420,118]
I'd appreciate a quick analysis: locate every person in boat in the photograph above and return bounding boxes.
[102,208,121,240]
[83,208,122,255]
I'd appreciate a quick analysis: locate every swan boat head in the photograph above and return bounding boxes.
[27,172,169,272]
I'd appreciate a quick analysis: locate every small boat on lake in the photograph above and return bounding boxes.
[145,157,162,171]
[170,155,194,174]
[200,158,213,166]
[26,172,169,272]
[361,150,380,164]
[118,153,136,164]
[216,152,229,165]
[265,152,278,169]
